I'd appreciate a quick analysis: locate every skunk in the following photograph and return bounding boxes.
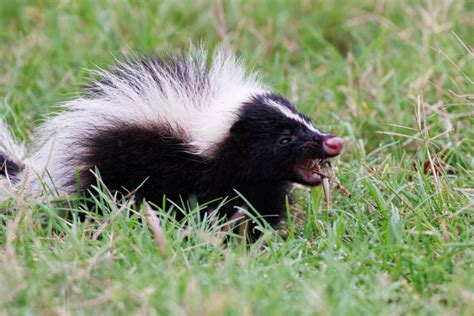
[0,49,344,234]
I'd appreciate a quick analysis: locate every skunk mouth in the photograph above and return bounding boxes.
[294,159,329,186]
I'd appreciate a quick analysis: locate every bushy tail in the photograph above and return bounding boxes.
[0,120,25,181]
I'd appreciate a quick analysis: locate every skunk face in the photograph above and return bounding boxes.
[230,93,344,186]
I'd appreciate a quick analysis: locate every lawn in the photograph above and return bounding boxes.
[0,0,473,315]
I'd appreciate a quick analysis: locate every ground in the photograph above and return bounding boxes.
[0,1,473,315]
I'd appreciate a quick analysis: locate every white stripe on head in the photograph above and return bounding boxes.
[265,99,326,135]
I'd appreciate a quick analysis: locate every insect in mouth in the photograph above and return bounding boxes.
[305,160,351,216]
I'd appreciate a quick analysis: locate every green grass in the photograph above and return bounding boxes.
[1,0,473,315]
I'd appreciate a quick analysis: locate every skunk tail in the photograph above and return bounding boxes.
[0,120,25,182]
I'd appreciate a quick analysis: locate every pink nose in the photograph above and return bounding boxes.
[323,137,345,156]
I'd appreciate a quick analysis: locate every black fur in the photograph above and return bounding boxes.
[0,152,20,178]
[73,93,336,238]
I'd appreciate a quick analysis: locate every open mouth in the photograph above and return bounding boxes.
[294,159,332,186]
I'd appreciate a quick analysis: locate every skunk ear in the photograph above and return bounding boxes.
[229,120,249,146]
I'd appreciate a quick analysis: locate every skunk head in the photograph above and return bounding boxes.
[229,93,344,185]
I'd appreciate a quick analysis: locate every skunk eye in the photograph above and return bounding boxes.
[278,137,293,145]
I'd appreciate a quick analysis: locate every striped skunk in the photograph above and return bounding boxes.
[1,49,344,235]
